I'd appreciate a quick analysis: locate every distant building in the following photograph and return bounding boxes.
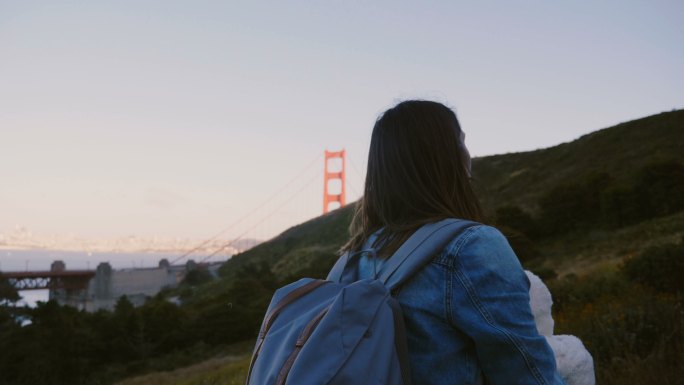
[50,259,188,311]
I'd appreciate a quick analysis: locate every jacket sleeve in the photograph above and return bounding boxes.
[446,225,565,385]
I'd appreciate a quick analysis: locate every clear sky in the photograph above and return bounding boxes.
[1,1,682,241]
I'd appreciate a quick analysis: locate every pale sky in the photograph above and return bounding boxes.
[1,1,682,241]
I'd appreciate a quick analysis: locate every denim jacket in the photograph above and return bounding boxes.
[357,224,565,385]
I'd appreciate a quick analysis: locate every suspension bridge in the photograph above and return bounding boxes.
[0,150,364,311]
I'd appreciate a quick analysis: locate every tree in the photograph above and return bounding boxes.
[192,262,276,345]
[623,242,684,295]
[538,172,613,235]
[0,272,20,306]
[181,268,214,286]
[494,205,539,238]
[632,160,684,219]
[600,185,638,227]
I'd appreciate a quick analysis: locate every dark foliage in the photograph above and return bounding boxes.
[631,160,684,220]
[623,241,684,295]
[190,262,277,345]
[537,172,613,235]
[497,161,684,239]
[495,205,539,239]
[0,272,20,305]
[549,242,684,384]
[0,262,276,385]
[181,268,214,286]
[496,225,542,263]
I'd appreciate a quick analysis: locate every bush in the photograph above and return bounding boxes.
[549,249,684,385]
[632,160,684,219]
[623,243,684,295]
[182,268,214,286]
[497,225,541,264]
[494,205,539,238]
[0,272,20,306]
[538,172,613,235]
[600,185,640,227]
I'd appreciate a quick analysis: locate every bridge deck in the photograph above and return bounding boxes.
[1,270,96,291]
[1,270,95,279]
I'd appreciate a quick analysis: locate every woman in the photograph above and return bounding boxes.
[340,100,565,385]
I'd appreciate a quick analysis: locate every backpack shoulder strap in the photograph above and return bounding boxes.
[326,251,350,283]
[326,228,384,284]
[378,218,479,291]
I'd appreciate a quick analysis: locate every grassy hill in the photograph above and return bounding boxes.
[218,203,355,282]
[472,109,684,213]
[211,108,684,285]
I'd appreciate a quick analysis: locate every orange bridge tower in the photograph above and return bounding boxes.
[323,149,346,214]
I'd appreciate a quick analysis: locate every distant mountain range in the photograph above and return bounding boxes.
[0,225,262,256]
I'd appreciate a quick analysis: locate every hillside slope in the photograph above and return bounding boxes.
[472,109,684,213]
[216,109,684,283]
[217,204,355,282]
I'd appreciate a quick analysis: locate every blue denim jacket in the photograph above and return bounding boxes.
[357,224,565,385]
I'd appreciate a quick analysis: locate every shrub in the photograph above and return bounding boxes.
[538,172,613,235]
[497,225,541,264]
[549,250,684,385]
[623,243,684,295]
[495,205,539,238]
[632,160,684,219]
[182,268,214,286]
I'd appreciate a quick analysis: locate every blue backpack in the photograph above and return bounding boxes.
[245,218,476,385]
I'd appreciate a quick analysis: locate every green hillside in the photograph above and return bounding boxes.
[215,108,684,284]
[473,109,684,213]
[218,204,355,282]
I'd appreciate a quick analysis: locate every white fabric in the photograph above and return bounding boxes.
[525,271,596,385]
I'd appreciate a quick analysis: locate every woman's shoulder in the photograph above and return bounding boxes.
[437,223,509,255]
[434,223,522,270]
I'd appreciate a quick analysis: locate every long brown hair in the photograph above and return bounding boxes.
[340,100,484,258]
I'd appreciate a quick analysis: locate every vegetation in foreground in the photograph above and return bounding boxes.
[115,353,251,385]
[550,240,683,385]
[115,239,684,385]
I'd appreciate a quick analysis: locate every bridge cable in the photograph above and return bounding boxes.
[198,171,322,263]
[347,156,366,201]
[171,152,323,264]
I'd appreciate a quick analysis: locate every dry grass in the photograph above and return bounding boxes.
[115,354,250,385]
[535,211,684,279]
